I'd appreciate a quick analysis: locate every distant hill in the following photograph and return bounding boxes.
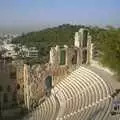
[12,24,120,75]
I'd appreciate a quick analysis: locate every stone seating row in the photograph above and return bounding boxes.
[22,94,58,120]
[22,66,114,120]
[55,66,113,120]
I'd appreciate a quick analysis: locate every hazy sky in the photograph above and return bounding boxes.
[0,0,120,33]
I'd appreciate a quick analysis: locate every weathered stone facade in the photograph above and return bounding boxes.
[23,64,51,109]
[50,28,92,66]
[16,28,92,110]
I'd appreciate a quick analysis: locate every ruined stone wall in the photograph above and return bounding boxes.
[18,28,93,109]
[51,65,69,86]
[23,63,53,109]
[49,28,92,67]
[23,63,72,109]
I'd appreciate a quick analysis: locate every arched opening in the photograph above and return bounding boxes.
[83,30,88,47]
[45,76,52,90]
[45,76,52,96]
[72,50,77,65]
[60,50,66,65]
[82,50,87,64]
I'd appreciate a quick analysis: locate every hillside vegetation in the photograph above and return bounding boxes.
[12,24,120,74]
[12,24,85,63]
[95,27,120,74]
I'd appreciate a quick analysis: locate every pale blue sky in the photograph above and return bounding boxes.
[0,0,120,32]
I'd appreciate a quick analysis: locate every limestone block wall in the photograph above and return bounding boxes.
[50,28,92,67]
[23,63,71,109]
[19,28,93,110]
[50,46,81,67]
[74,28,92,64]
[51,65,69,86]
[23,63,53,109]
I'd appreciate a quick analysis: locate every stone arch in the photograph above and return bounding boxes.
[82,50,87,64]
[83,30,88,47]
[45,76,52,96]
[72,50,77,65]
[60,49,66,65]
[45,76,52,90]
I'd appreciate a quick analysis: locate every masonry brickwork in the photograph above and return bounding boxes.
[16,28,92,109]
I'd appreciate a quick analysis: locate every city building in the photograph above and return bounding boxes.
[19,46,39,58]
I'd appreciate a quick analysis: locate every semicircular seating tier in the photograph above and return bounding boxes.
[23,66,114,120]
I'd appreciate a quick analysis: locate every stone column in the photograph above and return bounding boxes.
[90,43,93,64]
[23,64,30,110]
[50,47,56,66]
[87,35,92,64]
[79,28,84,47]
[55,45,60,65]
[74,32,80,47]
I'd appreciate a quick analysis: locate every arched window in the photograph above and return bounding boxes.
[72,50,77,65]
[82,50,87,64]
[45,76,52,90]
[60,50,66,65]
[83,30,88,47]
